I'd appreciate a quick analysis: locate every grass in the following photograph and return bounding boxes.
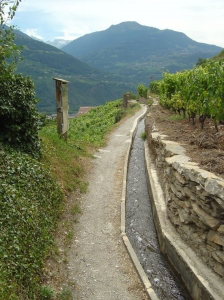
[212,49,224,60]
[168,114,186,121]
[39,122,88,194]
[70,203,82,215]
[57,288,73,300]
[140,132,147,140]
[40,286,54,299]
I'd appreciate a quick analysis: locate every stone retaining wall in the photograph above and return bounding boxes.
[145,115,224,280]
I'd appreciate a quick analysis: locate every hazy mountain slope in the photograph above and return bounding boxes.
[212,49,224,60]
[62,21,222,83]
[13,32,135,114]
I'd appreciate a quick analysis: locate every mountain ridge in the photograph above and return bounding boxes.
[7,22,223,114]
[13,31,134,114]
[62,21,222,83]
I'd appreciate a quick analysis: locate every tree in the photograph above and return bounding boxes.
[0,0,41,157]
[137,84,148,99]
[0,0,22,71]
[0,0,22,23]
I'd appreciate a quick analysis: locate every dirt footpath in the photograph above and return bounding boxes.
[67,107,148,300]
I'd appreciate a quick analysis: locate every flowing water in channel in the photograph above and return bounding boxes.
[126,119,191,300]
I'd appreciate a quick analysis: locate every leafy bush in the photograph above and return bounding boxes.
[0,2,41,158]
[114,109,125,123]
[137,84,148,98]
[0,146,63,299]
[149,80,162,94]
[0,72,41,157]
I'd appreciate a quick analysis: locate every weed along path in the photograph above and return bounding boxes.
[67,106,148,300]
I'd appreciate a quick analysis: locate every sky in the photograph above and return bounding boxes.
[8,0,224,48]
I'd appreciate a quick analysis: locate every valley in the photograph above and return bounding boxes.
[14,21,222,114]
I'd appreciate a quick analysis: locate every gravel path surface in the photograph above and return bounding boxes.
[67,107,148,300]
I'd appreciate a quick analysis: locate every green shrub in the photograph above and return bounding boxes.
[114,109,125,123]
[0,72,41,157]
[40,286,54,299]
[0,146,63,299]
[149,80,162,94]
[137,84,148,98]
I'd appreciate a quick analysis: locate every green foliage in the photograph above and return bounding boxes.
[0,1,41,157]
[0,25,22,72]
[212,49,224,61]
[125,91,137,100]
[57,288,72,300]
[0,1,22,72]
[0,1,22,24]
[168,114,186,121]
[196,57,207,66]
[67,99,125,147]
[114,109,125,123]
[0,98,140,299]
[39,123,87,193]
[137,84,148,98]
[149,80,162,94]
[158,60,224,128]
[0,146,63,299]
[40,286,54,299]
[140,132,146,140]
[0,72,41,157]
[39,98,139,196]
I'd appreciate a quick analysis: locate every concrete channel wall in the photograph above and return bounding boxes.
[121,105,159,300]
[144,113,224,300]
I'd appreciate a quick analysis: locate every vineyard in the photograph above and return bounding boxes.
[148,58,224,178]
[150,60,224,131]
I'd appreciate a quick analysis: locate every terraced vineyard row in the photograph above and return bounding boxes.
[150,60,224,130]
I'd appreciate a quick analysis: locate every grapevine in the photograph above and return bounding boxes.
[152,60,224,131]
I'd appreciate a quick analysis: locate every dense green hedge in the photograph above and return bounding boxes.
[0,72,41,157]
[0,147,63,299]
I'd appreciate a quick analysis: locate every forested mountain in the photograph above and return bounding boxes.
[14,31,135,114]
[12,22,223,114]
[62,21,222,84]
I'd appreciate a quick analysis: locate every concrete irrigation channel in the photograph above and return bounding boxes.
[125,118,191,300]
[121,106,223,300]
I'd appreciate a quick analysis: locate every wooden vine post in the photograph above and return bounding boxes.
[53,78,69,141]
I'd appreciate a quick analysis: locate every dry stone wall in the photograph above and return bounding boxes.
[145,118,224,280]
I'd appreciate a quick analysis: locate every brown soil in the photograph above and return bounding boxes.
[146,98,224,179]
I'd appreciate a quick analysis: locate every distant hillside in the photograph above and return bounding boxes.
[212,49,224,60]
[62,21,223,84]
[14,32,135,114]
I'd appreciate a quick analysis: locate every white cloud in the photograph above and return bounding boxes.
[25,29,43,40]
[56,29,80,41]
